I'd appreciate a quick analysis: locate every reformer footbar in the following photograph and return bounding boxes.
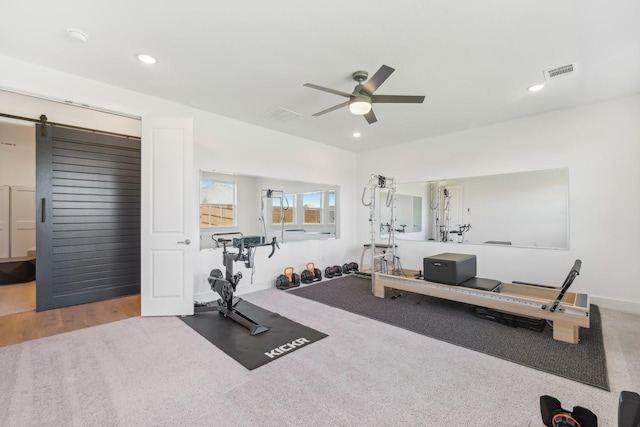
[196,236,279,336]
[544,259,581,313]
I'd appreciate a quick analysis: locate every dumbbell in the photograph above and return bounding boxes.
[276,266,300,290]
[342,262,359,274]
[324,265,343,278]
[301,262,322,284]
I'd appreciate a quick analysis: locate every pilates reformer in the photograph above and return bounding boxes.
[373,260,589,344]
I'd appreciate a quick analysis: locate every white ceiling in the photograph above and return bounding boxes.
[2,1,639,152]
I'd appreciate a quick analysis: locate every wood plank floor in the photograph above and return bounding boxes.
[0,281,140,348]
[0,281,36,317]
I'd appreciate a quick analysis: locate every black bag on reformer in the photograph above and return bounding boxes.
[474,307,546,332]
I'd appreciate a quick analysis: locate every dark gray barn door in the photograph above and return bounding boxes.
[36,124,141,311]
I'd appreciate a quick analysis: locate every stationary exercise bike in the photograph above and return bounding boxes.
[196,236,279,335]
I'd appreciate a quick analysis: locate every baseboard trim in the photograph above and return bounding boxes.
[590,295,640,314]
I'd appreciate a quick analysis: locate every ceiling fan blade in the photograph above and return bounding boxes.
[303,83,352,98]
[362,65,395,95]
[371,94,425,104]
[364,109,377,124]
[312,101,349,117]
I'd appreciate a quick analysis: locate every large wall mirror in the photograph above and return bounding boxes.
[380,168,569,249]
[200,171,339,250]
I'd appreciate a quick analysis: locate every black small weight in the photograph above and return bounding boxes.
[301,269,314,284]
[276,274,289,290]
[292,273,301,286]
[341,262,358,274]
[324,266,335,278]
[302,266,322,283]
[539,395,598,427]
[332,265,343,276]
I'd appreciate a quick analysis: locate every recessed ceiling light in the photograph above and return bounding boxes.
[67,28,89,43]
[137,54,157,65]
[527,84,545,92]
[353,132,361,138]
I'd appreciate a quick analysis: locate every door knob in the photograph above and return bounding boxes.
[178,239,191,245]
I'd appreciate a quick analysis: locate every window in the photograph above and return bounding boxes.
[303,191,323,224]
[328,190,336,224]
[200,180,236,226]
[198,172,339,248]
[272,194,295,225]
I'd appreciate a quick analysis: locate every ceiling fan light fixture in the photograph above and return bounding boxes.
[349,99,372,115]
[304,65,423,124]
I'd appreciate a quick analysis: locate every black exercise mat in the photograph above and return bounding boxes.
[180,299,327,370]
[288,275,609,390]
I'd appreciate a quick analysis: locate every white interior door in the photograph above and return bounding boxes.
[10,186,35,257]
[141,117,194,316]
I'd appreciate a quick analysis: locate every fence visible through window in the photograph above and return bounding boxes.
[200,204,234,226]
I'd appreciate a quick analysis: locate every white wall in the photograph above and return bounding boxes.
[0,122,35,187]
[357,95,640,313]
[4,52,639,313]
[0,54,359,300]
[194,136,356,299]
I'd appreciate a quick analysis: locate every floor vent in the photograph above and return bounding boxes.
[544,63,578,81]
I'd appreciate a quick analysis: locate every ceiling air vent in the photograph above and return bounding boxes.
[263,107,303,123]
[543,62,578,81]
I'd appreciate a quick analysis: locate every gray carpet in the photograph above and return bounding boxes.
[288,275,609,390]
[3,289,636,426]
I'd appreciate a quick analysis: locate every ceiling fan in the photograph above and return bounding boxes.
[303,65,425,124]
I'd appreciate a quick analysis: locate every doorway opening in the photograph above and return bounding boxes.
[0,120,37,316]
